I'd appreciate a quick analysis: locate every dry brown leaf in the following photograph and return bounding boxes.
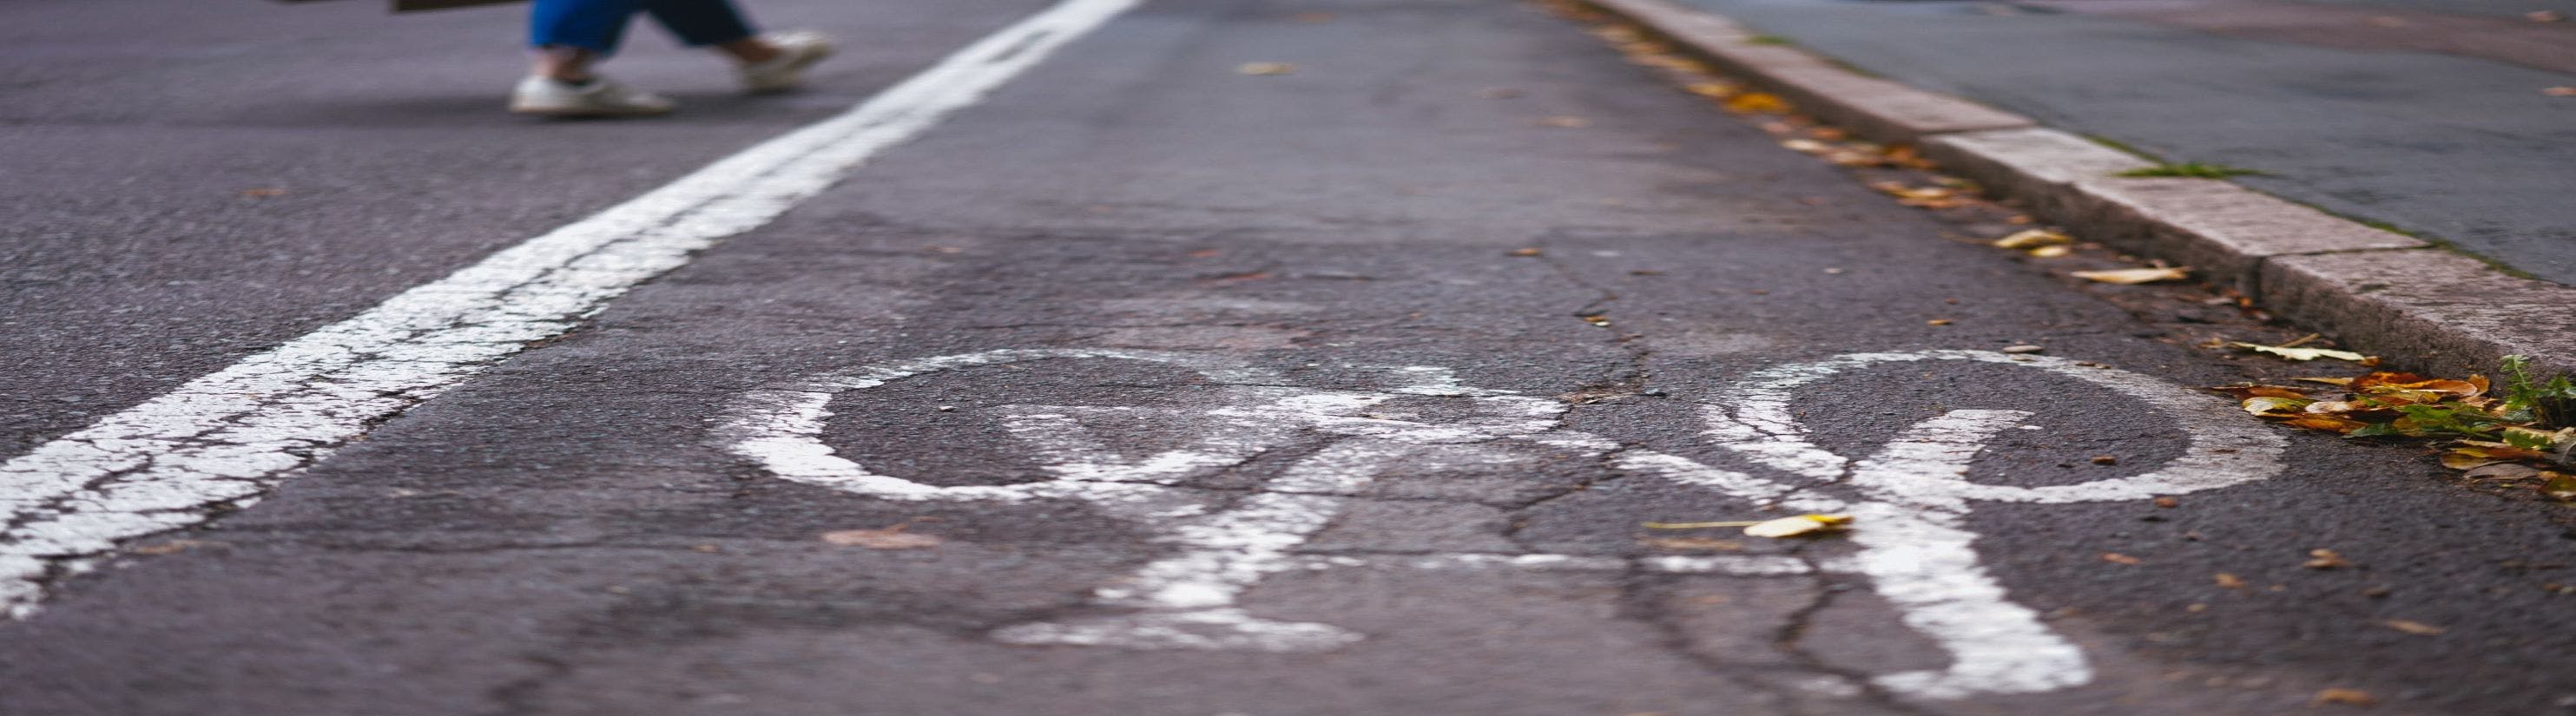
[2100,553,2142,565]
[1744,514,1853,538]
[2304,548,2351,569]
[2546,86,2576,97]
[2532,10,2567,22]
[1235,62,1297,76]
[2214,573,2246,588]
[1927,319,1953,325]
[822,526,943,549]
[1723,92,1790,114]
[1508,247,1544,257]
[2312,688,2377,706]
[2382,619,2446,635]
[2283,415,2369,433]
[2072,267,2190,285]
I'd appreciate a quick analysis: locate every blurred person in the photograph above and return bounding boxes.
[510,0,832,117]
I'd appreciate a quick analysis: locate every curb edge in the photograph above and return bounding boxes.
[1582,0,2576,378]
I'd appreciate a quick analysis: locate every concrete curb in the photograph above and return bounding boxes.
[1584,0,2576,379]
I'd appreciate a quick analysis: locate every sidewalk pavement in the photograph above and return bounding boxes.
[1586,0,2576,378]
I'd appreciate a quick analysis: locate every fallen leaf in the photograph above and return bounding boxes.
[2532,10,2567,22]
[1538,115,1591,128]
[1640,536,1746,552]
[2000,345,2045,354]
[1723,91,1790,114]
[2230,342,2372,363]
[2461,463,2542,481]
[2090,455,2118,465]
[2026,245,2072,258]
[1508,247,1544,257]
[2312,688,2377,706]
[1235,62,1297,76]
[2382,619,2446,635]
[2242,396,2316,417]
[1991,229,2072,250]
[2214,573,2246,588]
[2100,552,2142,565]
[2072,267,2191,285]
[1927,319,1953,325]
[2546,86,2576,97]
[2154,496,2180,509]
[1743,514,1854,538]
[1682,82,1738,98]
[822,525,943,549]
[2543,472,2576,501]
[2304,548,2351,569]
[2286,415,2371,433]
[1779,138,1834,154]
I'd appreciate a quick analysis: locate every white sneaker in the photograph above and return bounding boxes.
[738,30,834,94]
[509,76,676,117]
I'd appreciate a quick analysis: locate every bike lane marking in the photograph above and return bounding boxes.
[0,0,1143,619]
[719,349,2288,700]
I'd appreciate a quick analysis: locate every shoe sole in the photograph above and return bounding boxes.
[743,45,834,94]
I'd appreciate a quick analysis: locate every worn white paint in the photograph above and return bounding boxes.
[724,348,2285,700]
[721,349,1570,651]
[1691,351,2286,698]
[0,0,1140,619]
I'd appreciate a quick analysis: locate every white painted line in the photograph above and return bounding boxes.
[722,348,2286,700]
[0,0,1141,620]
[1694,351,2288,699]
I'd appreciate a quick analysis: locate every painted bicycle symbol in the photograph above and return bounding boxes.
[717,349,2284,700]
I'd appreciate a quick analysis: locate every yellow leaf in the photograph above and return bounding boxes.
[2072,267,2190,285]
[1743,514,1853,538]
[2304,548,2351,569]
[2026,245,2072,258]
[2230,342,2372,362]
[2099,552,2142,565]
[1723,91,1790,114]
[1235,62,1296,76]
[1990,229,2072,250]
[1683,82,1739,98]
[2241,396,2314,416]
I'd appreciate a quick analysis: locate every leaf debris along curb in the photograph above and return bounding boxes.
[1572,0,2576,383]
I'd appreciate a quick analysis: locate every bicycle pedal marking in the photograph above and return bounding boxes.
[716,349,2286,700]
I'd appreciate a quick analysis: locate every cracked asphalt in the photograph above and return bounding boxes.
[3,0,2574,714]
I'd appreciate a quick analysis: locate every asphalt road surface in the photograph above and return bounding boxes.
[3,1,2573,714]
